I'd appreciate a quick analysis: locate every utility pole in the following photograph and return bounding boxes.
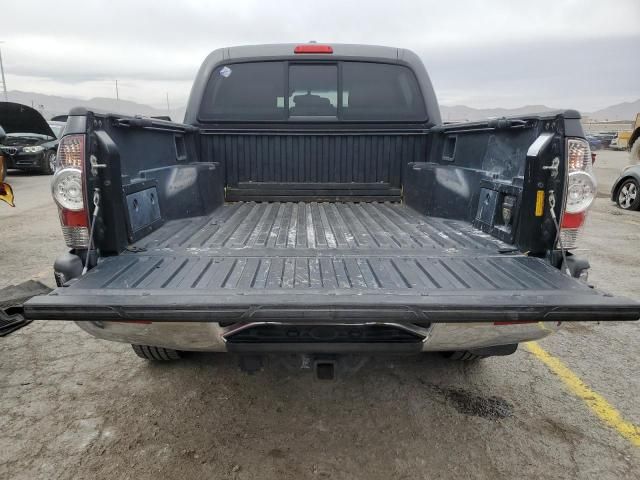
[115,79,119,101]
[0,42,8,102]
[166,92,171,116]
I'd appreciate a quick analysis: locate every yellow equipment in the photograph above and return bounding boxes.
[0,154,15,207]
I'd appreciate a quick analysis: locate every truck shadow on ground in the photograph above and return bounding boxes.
[85,349,525,477]
[141,351,513,422]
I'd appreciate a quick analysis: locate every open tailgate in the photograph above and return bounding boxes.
[23,252,640,323]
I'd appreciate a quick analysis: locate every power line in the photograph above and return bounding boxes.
[0,42,8,102]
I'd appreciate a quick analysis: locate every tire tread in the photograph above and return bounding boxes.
[132,344,181,361]
[444,350,485,361]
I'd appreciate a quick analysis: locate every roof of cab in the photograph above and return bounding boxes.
[224,43,403,61]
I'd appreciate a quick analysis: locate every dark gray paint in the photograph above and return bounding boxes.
[200,131,427,199]
[125,187,161,234]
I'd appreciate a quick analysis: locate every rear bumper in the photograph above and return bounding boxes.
[74,320,560,353]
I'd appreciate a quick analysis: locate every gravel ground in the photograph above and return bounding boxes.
[0,151,638,479]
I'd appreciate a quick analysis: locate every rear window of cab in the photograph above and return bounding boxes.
[199,61,427,122]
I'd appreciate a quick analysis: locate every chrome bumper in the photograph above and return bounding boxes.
[75,321,560,352]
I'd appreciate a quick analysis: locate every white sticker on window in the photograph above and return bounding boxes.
[219,66,232,78]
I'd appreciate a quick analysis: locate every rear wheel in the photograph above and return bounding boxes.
[616,179,640,210]
[441,350,486,361]
[131,344,181,361]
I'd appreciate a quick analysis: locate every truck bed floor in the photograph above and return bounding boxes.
[77,202,568,292]
[140,201,507,253]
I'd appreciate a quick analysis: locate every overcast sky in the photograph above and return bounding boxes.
[1,0,639,111]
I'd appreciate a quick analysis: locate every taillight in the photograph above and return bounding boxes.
[51,134,90,248]
[559,138,597,249]
[294,44,333,54]
[52,169,84,210]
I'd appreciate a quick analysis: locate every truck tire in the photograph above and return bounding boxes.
[441,350,486,361]
[630,140,640,165]
[131,344,181,361]
[615,178,640,210]
[440,343,518,361]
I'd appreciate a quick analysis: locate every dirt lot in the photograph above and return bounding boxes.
[1,151,638,480]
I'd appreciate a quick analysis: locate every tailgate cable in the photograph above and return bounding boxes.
[548,190,570,276]
[82,188,101,275]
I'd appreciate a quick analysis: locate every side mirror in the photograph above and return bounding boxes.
[0,125,6,142]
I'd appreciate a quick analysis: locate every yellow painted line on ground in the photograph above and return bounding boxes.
[525,341,640,448]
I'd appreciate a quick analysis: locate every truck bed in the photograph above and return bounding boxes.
[70,201,524,290]
[26,202,640,323]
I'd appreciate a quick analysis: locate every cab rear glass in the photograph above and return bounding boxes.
[199,61,427,122]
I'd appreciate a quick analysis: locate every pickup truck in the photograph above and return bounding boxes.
[24,43,640,377]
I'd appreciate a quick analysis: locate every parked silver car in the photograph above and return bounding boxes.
[612,164,640,210]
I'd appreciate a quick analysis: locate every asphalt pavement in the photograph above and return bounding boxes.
[0,151,638,480]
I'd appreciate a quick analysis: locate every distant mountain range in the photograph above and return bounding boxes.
[4,90,186,122]
[587,100,640,122]
[440,104,558,122]
[441,100,640,122]
[3,90,639,123]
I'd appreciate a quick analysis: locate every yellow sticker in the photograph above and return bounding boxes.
[535,190,545,216]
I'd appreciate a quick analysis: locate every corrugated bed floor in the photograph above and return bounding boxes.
[69,202,582,293]
[136,201,506,252]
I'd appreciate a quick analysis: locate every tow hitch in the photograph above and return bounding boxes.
[312,356,337,381]
[238,354,369,380]
[303,354,370,380]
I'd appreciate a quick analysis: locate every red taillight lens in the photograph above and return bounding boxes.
[57,208,90,247]
[294,44,333,54]
[52,134,89,248]
[559,138,597,249]
[60,208,89,227]
[561,211,586,229]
